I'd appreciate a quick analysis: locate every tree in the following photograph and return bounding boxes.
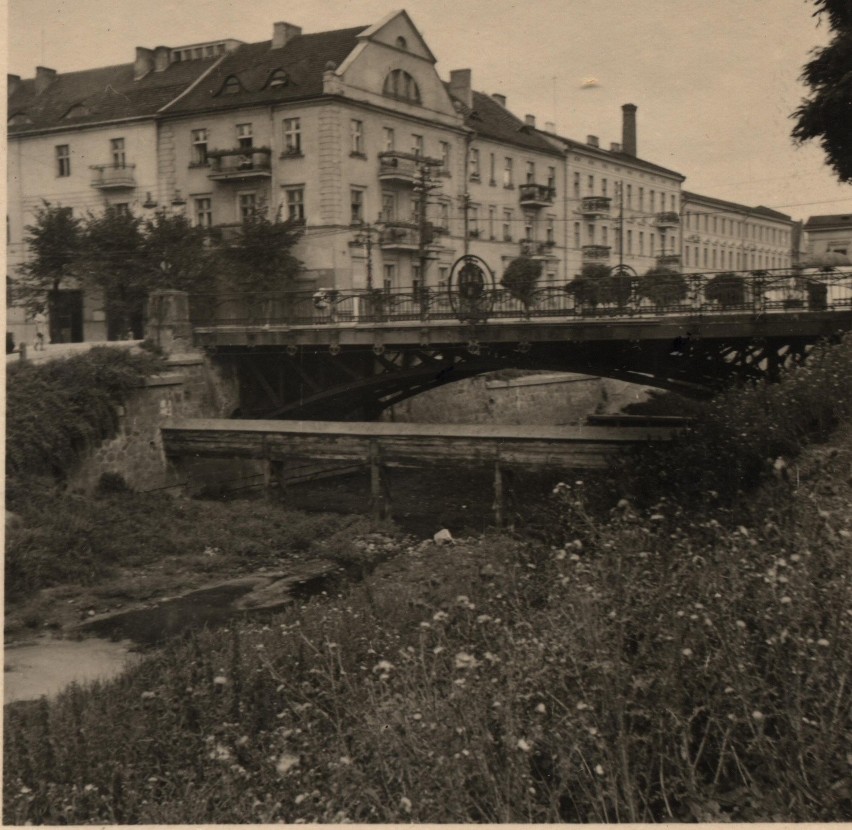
[791,1,852,182]
[639,266,688,308]
[501,256,542,313]
[143,210,214,294]
[565,263,632,308]
[16,201,83,315]
[705,272,746,308]
[221,202,304,293]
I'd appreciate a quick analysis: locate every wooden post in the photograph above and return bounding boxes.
[492,459,505,528]
[369,441,388,520]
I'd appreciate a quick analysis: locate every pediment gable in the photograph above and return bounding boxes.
[356,10,436,63]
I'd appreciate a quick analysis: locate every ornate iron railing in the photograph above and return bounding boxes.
[188,268,852,329]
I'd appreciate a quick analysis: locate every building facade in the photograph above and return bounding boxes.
[802,214,852,264]
[680,191,795,273]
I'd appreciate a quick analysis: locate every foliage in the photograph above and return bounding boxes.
[705,271,746,307]
[501,256,542,309]
[15,201,83,314]
[221,202,304,293]
[791,0,852,182]
[143,210,215,294]
[565,263,632,307]
[638,266,688,306]
[5,346,165,480]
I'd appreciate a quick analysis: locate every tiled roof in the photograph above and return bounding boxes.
[804,213,852,229]
[683,190,792,222]
[7,58,221,134]
[163,27,365,115]
[541,129,685,180]
[451,90,564,157]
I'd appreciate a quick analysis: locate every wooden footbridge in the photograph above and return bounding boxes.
[161,418,676,524]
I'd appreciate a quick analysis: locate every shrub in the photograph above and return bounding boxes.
[639,267,688,307]
[501,256,542,310]
[705,272,746,307]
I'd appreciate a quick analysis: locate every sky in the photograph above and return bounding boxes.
[6,0,851,223]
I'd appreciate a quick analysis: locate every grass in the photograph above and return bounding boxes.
[4,336,852,823]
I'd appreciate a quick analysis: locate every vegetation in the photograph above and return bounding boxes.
[4,337,852,823]
[565,263,632,308]
[5,346,165,481]
[792,0,852,182]
[501,256,542,312]
[639,266,688,307]
[705,271,746,307]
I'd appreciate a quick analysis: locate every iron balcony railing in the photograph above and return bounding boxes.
[655,211,680,227]
[582,244,611,260]
[208,148,272,179]
[379,222,420,250]
[378,151,420,183]
[519,183,556,206]
[90,163,136,189]
[520,240,557,258]
[187,268,852,331]
[579,197,612,217]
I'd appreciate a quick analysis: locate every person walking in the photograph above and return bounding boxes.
[33,307,47,351]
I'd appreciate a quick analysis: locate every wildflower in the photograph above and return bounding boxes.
[595,764,605,776]
[682,648,694,658]
[339,756,352,765]
[373,660,394,674]
[276,753,300,775]
[724,686,735,694]
[517,738,532,752]
[432,646,445,655]
[736,620,747,629]
[213,675,228,686]
[419,622,431,629]
[400,796,412,813]
[476,614,492,624]
[751,710,764,722]
[140,690,156,700]
[576,702,590,711]
[483,651,500,663]
[413,713,422,721]
[454,651,479,670]
[535,703,547,714]
[83,784,97,792]
[432,611,449,622]
[817,638,830,647]
[209,743,233,762]
[650,514,665,522]
[780,596,792,605]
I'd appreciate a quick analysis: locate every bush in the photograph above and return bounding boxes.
[705,272,746,307]
[639,267,688,307]
[501,256,542,310]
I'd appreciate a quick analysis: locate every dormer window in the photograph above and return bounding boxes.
[63,103,92,120]
[396,36,407,50]
[222,75,241,95]
[267,69,289,88]
[383,69,420,104]
[8,112,32,126]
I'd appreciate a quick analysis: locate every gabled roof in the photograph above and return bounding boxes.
[7,57,221,134]
[450,90,563,157]
[683,190,792,222]
[358,9,436,63]
[539,128,685,180]
[162,26,365,116]
[804,213,852,229]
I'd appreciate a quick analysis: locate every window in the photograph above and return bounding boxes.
[587,223,595,244]
[639,187,644,211]
[523,213,533,241]
[351,120,364,155]
[411,134,423,157]
[282,118,301,154]
[649,234,655,256]
[383,263,396,292]
[547,166,556,189]
[626,184,632,208]
[546,216,555,243]
[56,144,71,177]
[237,123,253,150]
[383,69,421,103]
[382,191,395,222]
[503,157,513,187]
[601,178,608,197]
[111,138,126,167]
[488,206,496,239]
[671,194,677,212]
[573,222,580,248]
[489,153,496,185]
[268,69,288,88]
[383,127,395,152]
[223,75,241,95]
[440,201,450,229]
[503,209,513,241]
[469,148,480,179]
[194,197,212,227]
[439,266,449,287]
[526,161,535,184]
[238,193,256,221]
[573,172,580,198]
[113,203,130,216]
[639,231,644,254]
[588,174,594,194]
[191,129,208,165]
[350,188,364,224]
[285,188,305,222]
[440,141,451,172]
[396,36,407,50]
[412,265,421,294]
[470,206,479,234]
[650,190,655,212]
[602,226,609,246]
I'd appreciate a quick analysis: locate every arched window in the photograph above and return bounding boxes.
[267,68,289,88]
[383,69,420,104]
[395,36,407,49]
[221,75,241,95]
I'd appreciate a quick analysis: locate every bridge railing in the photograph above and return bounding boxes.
[188,267,852,329]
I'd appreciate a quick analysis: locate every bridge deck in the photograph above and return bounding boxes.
[162,418,675,470]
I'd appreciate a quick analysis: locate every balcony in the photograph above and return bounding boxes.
[378,151,420,184]
[379,222,420,251]
[90,163,136,190]
[207,148,272,181]
[656,254,682,268]
[520,240,558,259]
[655,211,680,228]
[519,183,555,208]
[582,244,611,261]
[579,196,611,217]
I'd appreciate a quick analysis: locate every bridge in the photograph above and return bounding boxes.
[161,418,676,523]
[158,267,852,420]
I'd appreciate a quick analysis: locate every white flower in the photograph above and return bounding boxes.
[595,764,605,776]
[454,651,479,670]
[817,638,830,647]
[400,796,412,812]
[213,675,228,686]
[372,660,394,674]
[276,753,300,775]
[535,703,546,714]
[517,738,532,752]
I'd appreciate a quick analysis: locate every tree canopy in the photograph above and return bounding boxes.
[791,0,852,182]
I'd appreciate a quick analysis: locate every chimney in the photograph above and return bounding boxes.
[544,121,555,133]
[610,142,622,153]
[8,73,21,95]
[34,66,56,95]
[134,47,154,80]
[273,22,302,49]
[586,135,599,148]
[622,103,637,156]
[449,68,472,109]
[153,46,170,72]
[491,93,506,107]
[524,114,536,127]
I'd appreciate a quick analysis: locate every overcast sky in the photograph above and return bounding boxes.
[7,0,851,222]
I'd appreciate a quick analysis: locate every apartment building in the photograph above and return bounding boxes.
[802,214,852,264]
[681,191,795,272]
[538,104,686,277]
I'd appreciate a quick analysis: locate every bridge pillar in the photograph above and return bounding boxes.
[147,290,193,354]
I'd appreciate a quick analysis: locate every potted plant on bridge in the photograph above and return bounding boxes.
[501,255,542,317]
[565,263,608,313]
[639,266,688,310]
[705,271,746,309]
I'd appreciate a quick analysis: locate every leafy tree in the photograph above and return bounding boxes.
[16,201,83,314]
[791,0,852,181]
[501,256,542,312]
[221,202,304,293]
[705,272,746,308]
[143,210,214,294]
[639,266,688,307]
[565,263,632,308]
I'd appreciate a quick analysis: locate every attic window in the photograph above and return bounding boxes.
[383,69,421,104]
[63,104,91,120]
[8,112,32,126]
[396,36,407,49]
[222,75,241,95]
[267,69,289,88]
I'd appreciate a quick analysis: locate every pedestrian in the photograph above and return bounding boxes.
[33,307,47,351]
